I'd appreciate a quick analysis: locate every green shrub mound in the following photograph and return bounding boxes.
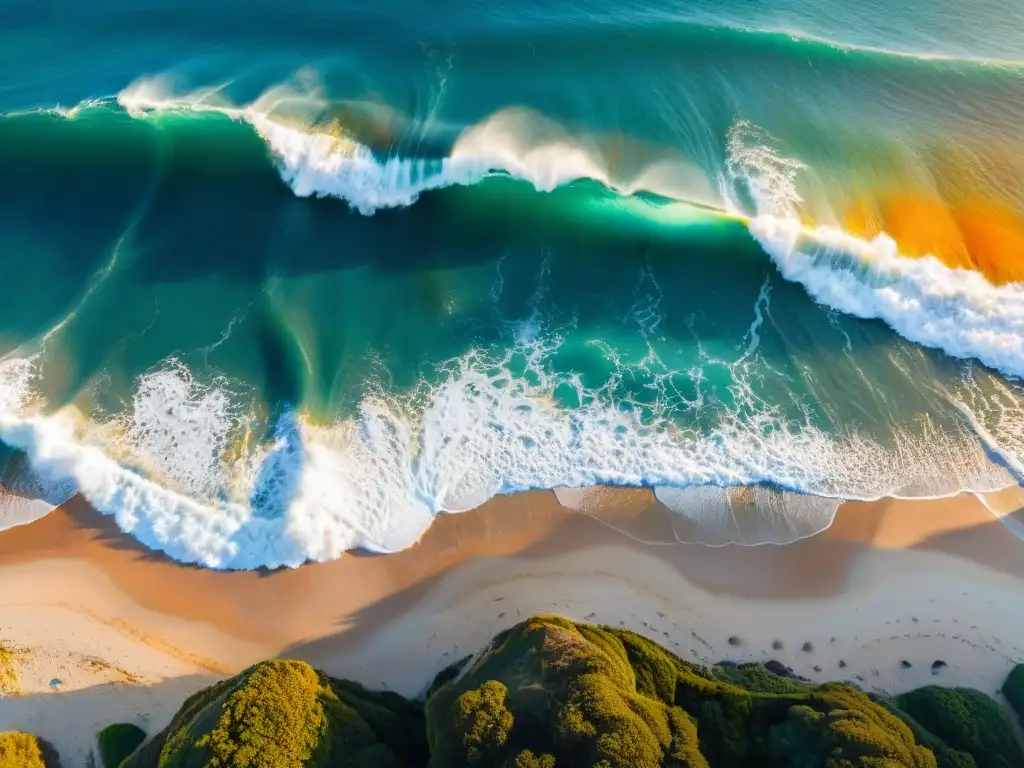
[121,617,1024,768]
[123,659,427,768]
[710,662,811,695]
[878,700,979,768]
[97,723,146,768]
[425,615,939,767]
[895,686,1024,768]
[1000,663,1024,725]
[0,732,59,768]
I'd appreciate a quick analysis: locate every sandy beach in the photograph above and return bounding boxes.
[2,487,1024,765]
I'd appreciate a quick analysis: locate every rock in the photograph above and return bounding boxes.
[727,636,743,646]
[801,641,814,653]
[772,640,784,650]
[813,665,822,673]
[931,660,947,674]
[838,660,847,668]
[901,660,912,669]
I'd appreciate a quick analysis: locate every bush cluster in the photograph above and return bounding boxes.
[88,618,1024,768]
[0,732,59,768]
[97,723,146,768]
[895,685,1023,768]
[427,615,942,767]
[123,659,427,768]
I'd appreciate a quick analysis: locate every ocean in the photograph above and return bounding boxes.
[0,0,1022,568]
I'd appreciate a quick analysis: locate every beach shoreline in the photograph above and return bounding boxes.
[2,488,1024,764]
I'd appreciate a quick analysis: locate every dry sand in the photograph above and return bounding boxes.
[2,488,1024,765]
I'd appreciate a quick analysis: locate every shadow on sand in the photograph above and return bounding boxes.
[0,674,219,768]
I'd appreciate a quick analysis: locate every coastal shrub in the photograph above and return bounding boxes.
[612,629,679,703]
[194,660,329,766]
[664,708,708,768]
[123,659,427,768]
[425,615,705,767]
[0,732,47,768]
[0,732,60,768]
[425,615,954,767]
[1000,663,1024,724]
[767,689,937,767]
[127,616,992,768]
[712,662,811,695]
[511,750,556,767]
[930,750,980,768]
[426,656,471,701]
[454,680,514,761]
[880,701,978,768]
[329,678,428,764]
[97,723,146,768]
[895,685,1023,768]
[671,669,752,765]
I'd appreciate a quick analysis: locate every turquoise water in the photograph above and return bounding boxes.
[0,0,1022,567]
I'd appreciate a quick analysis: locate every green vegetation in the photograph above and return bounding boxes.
[426,657,471,701]
[0,732,58,768]
[1000,663,1024,725]
[120,617,1024,768]
[710,662,811,695]
[97,724,146,768]
[879,700,979,768]
[425,615,941,767]
[895,685,1024,768]
[123,659,428,768]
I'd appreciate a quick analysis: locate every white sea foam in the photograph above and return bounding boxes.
[726,120,1024,381]
[116,78,723,214]
[748,219,1024,379]
[0,358,77,532]
[248,115,492,215]
[949,371,1024,483]
[0,335,1015,569]
[5,89,1021,565]
[121,361,243,499]
[251,106,724,215]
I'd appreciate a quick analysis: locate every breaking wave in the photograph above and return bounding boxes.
[0,324,1018,568]
[0,81,1021,567]
[114,81,1024,381]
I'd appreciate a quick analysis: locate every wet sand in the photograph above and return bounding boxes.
[2,488,1024,763]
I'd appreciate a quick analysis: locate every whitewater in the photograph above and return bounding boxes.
[0,78,1021,569]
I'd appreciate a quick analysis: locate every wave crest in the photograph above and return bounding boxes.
[722,121,1024,380]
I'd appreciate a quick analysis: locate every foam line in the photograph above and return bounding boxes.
[0,342,1016,569]
[725,120,1024,381]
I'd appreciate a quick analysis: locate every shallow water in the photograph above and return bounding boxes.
[0,0,1022,567]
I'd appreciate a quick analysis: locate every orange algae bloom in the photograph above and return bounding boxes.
[843,192,1024,285]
